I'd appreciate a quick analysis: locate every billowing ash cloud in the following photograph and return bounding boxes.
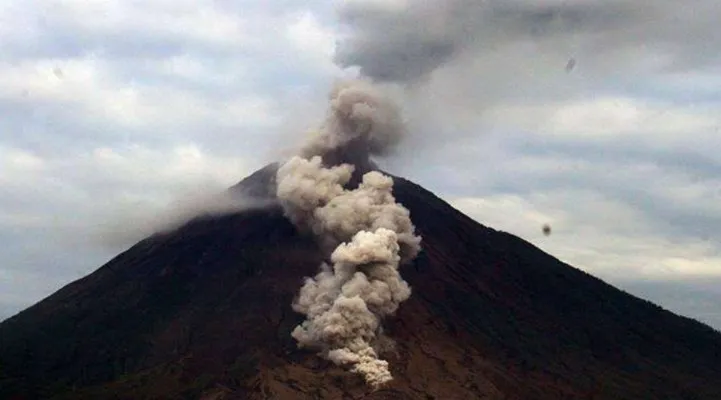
[298,79,407,169]
[275,80,420,387]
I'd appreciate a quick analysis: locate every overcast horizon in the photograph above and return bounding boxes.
[1,0,720,330]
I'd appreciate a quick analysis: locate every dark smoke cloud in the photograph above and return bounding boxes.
[335,0,721,84]
[330,0,721,170]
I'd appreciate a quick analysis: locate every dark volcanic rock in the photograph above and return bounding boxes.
[1,165,721,399]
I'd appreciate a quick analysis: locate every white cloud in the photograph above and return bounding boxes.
[0,57,280,131]
[83,144,249,189]
[450,187,721,280]
[0,146,46,174]
[1,142,252,233]
[46,0,259,50]
[490,97,721,143]
[0,1,341,320]
[0,140,259,316]
[545,98,717,137]
[286,11,337,66]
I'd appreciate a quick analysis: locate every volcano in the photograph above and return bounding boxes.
[1,164,721,400]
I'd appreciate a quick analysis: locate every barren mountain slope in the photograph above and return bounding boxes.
[1,165,720,399]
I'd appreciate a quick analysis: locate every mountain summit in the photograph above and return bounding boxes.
[3,80,721,399]
[1,163,721,399]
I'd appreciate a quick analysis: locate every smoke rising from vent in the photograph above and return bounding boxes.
[276,80,420,387]
[298,79,407,170]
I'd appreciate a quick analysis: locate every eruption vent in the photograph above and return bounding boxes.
[275,80,421,388]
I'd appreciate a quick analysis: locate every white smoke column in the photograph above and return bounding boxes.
[276,80,420,388]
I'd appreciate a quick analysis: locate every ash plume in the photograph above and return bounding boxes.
[334,0,641,83]
[298,79,407,170]
[333,0,721,135]
[275,80,420,388]
[334,0,720,84]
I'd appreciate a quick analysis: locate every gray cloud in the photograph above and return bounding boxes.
[94,188,275,250]
[336,0,721,83]
[334,0,721,147]
[0,1,344,318]
[408,121,721,273]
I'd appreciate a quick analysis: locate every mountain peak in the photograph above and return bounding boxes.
[1,165,721,399]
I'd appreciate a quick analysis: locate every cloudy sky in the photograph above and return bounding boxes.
[1,0,720,329]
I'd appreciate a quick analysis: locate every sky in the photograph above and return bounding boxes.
[0,0,720,330]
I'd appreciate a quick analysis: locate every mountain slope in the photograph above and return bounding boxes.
[1,165,720,399]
